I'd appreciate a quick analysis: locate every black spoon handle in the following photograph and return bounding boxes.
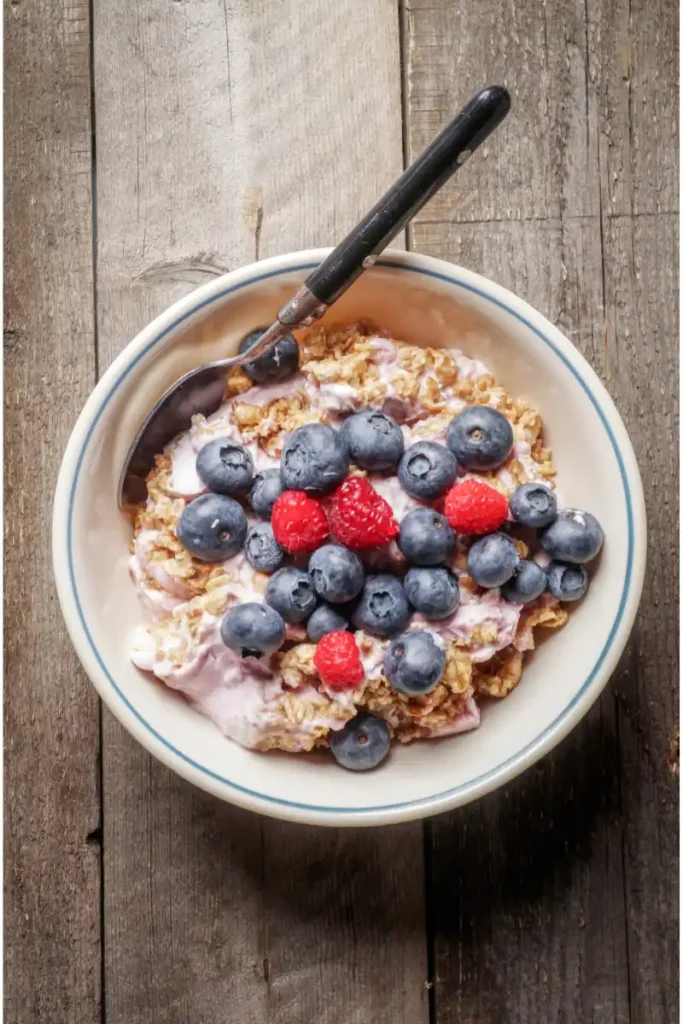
[303,85,510,306]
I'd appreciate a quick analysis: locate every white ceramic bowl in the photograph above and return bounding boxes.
[53,249,646,827]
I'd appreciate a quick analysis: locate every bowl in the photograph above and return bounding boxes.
[52,248,646,827]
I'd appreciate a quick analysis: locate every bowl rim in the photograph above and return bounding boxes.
[52,247,647,827]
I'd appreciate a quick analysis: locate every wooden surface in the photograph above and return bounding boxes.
[4,0,101,1021]
[5,0,678,1021]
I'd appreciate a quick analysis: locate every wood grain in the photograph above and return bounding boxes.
[6,0,677,1017]
[4,0,101,1021]
[590,4,679,1018]
[94,2,427,1021]
[405,0,678,1020]
[603,211,679,1024]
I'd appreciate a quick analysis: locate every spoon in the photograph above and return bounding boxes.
[119,84,511,509]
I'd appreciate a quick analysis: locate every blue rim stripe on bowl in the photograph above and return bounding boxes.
[67,258,634,815]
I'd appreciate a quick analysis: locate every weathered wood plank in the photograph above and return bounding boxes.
[589,0,678,1017]
[4,0,101,1020]
[602,210,679,1024]
[405,0,677,1019]
[94,2,427,1021]
[589,4,679,1018]
[256,820,427,1023]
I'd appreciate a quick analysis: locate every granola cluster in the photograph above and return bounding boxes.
[129,322,568,752]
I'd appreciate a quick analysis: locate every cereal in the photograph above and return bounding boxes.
[443,646,474,694]
[277,644,319,689]
[129,323,572,758]
[225,367,254,397]
[475,649,524,698]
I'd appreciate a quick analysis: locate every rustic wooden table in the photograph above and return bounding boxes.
[6,1,678,1021]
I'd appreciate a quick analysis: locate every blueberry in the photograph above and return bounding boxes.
[265,567,318,623]
[501,559,547,604]
[177,493,247,562]
[249,469,284,518]
[540,509,604,564]
[546,561,589,601]
[397,507,455,567]
[238,328,299,384]
[467,532,519,588]
[397,441,458,501]
[446,406,514,470]
[384,631,446,696]
[220,602,285,657]
[308,544,365,603]
[196,438,254,497]
[509,482,558,528]
[306,603,350,642]
[404,567,460,619]
[340,409,404,471]
[352,574,411,637]
[243,523,285,574]
[281,423,349,493]
[329,712,391,771]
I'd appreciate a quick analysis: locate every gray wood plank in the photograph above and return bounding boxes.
[589,3,679,1019]
[4,0,101,1021]
[94,2,428,1021]
[405,0,677,1020]
[603,210,679,1024]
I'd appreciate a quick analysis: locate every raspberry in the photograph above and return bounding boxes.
[444,479,509,535]
[313,631,365,691]
[326,477,399,549]
[271,490,329,553]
